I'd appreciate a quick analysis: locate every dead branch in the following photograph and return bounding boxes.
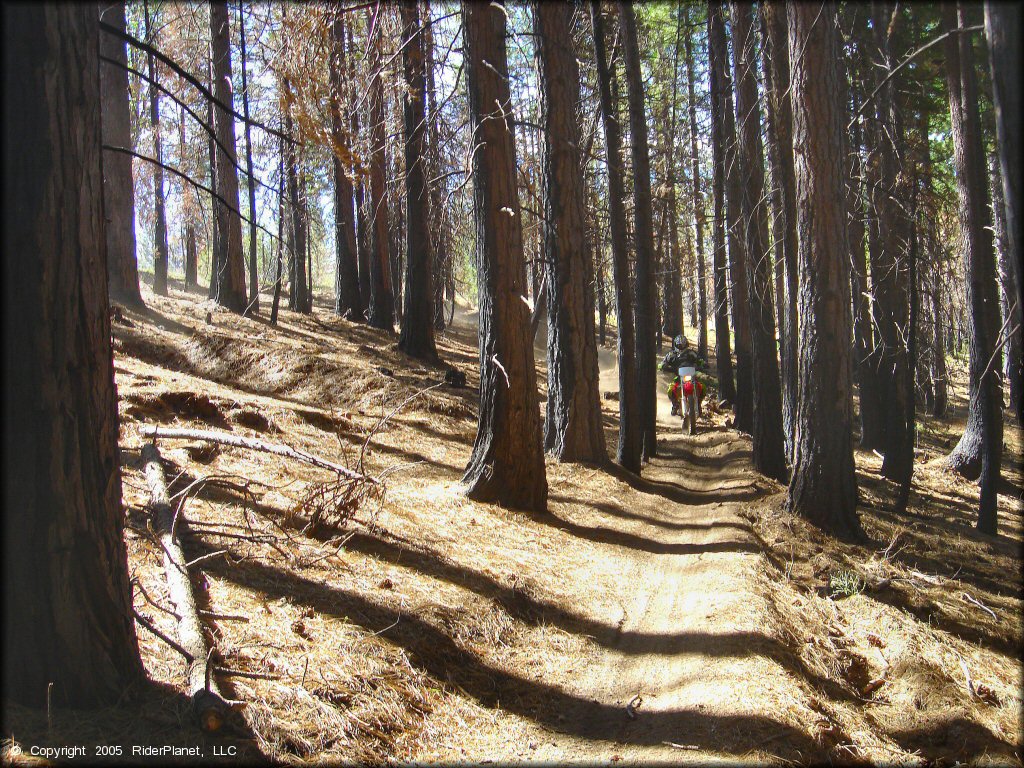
[141,425,376,484]
[142,443,231,733]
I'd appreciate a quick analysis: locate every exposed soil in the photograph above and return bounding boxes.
[3,281,1021,766]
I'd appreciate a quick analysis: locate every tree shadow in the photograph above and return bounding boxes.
[189,539,829,762]
[548,493,753,534]
[888,716,1018,764]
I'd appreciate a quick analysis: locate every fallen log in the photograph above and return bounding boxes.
[140,425,375,484]
[141,443,230,732]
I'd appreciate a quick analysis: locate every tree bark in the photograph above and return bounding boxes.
[270,143,285,325]
[592,1,641,473]
[990,153,1022,421]
[141,444,229,732]
[179,104,199,291]
[397,0,439,361]
[282,77,308,314]
[461,0,548,511]
[712,2,754,432]
[3,3,144,705]
[209,0,247,312]
[731,1,787,482]
[366,11,396,331]
[535,1,607,464]
[330,10,364,321]
[684,15,708,362]
[99,1,144,307]
[869,1,912,481]
[206,56,221,300]
[942,2,1003,533]
[144,0,169,297]
[707,1,736,405]
[237,0,258,314]
[984,1,1022,344]
[760,0,798,457]
[619,1,658,460]
[785,1,860,538]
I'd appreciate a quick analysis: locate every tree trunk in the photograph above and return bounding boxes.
[535,1,607,464]
[237,0,258,314]
[990,153,1022,420]
[206,56,221,300]
[209,0,247,312]
[731,1,787,482]
[684,15,708,362]
[942,3,1003,533]
[99,1,143,307]
[869,1,912,481]
[366,11,396,331]
[707,1,736,405]
[270,143,285,325]
[984,2,1022,344]
[619,1,658,460]
[461,0,547,511]
[397,0,439,361]
[592,0,641,473]
[144,0,169,297]
[282,79,308,314]
[179,104,199,291]
[785,1,860,538]
[760,0,798,457]
[3,3,144,705]
[330,10,364,321]
[425,0,448,332]
[711,2,754,432]
[347,20,372,314]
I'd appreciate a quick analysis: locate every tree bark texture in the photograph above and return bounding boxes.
[785,2,860,538]
[238,0,258,314]
[179,104,199,291]
[989,153,1022,421]
[366,13,396,331]
[731,1,787,482]
[592,1,641,473]
[711,2,754,432]
[684,17,708,362]
[535,1,607,464]
[209,0,247,312]
[99,1,143,307]
[707,1,736,405]
[144,0,169,297]
[330,10,364,321]
[942,3,1003,533]
[398,0,439,361]
[760,0,798,458]
[3,3,144,706]
[461,0,547,511]
[619,0,658,460]
[869,1,912,481]
[282,80,308,314]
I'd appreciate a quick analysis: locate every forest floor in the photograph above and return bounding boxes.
[3,281,1022,766]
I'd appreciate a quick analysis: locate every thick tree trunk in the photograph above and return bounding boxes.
[237,0,258,314]
[786,1,861,539]
[460,0,547,511]
[209,0,247,313]
[282,82,308,314]
[731,1,787,482]
[990,153,1023,420]
[619,1,658,460]
[3,3,144,705]
[869,1,912,482]
[398,0,439,361]
[144,0,169,297]
[712,3,754,432]
[684,18,709,362]
[592,1,641,473]
[942,3,1003,533]
[760,0,798,458]
[99,1,144,307]
[206,58,221,300]
[984,2,1022,340]
[707,1,736,405]
[330,10,364,321]
[366,13,396,331]
[535,1,607,464]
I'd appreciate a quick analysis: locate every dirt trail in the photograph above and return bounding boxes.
[450,358,820,763]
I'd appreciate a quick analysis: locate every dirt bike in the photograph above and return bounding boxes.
[679,367,699,436]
